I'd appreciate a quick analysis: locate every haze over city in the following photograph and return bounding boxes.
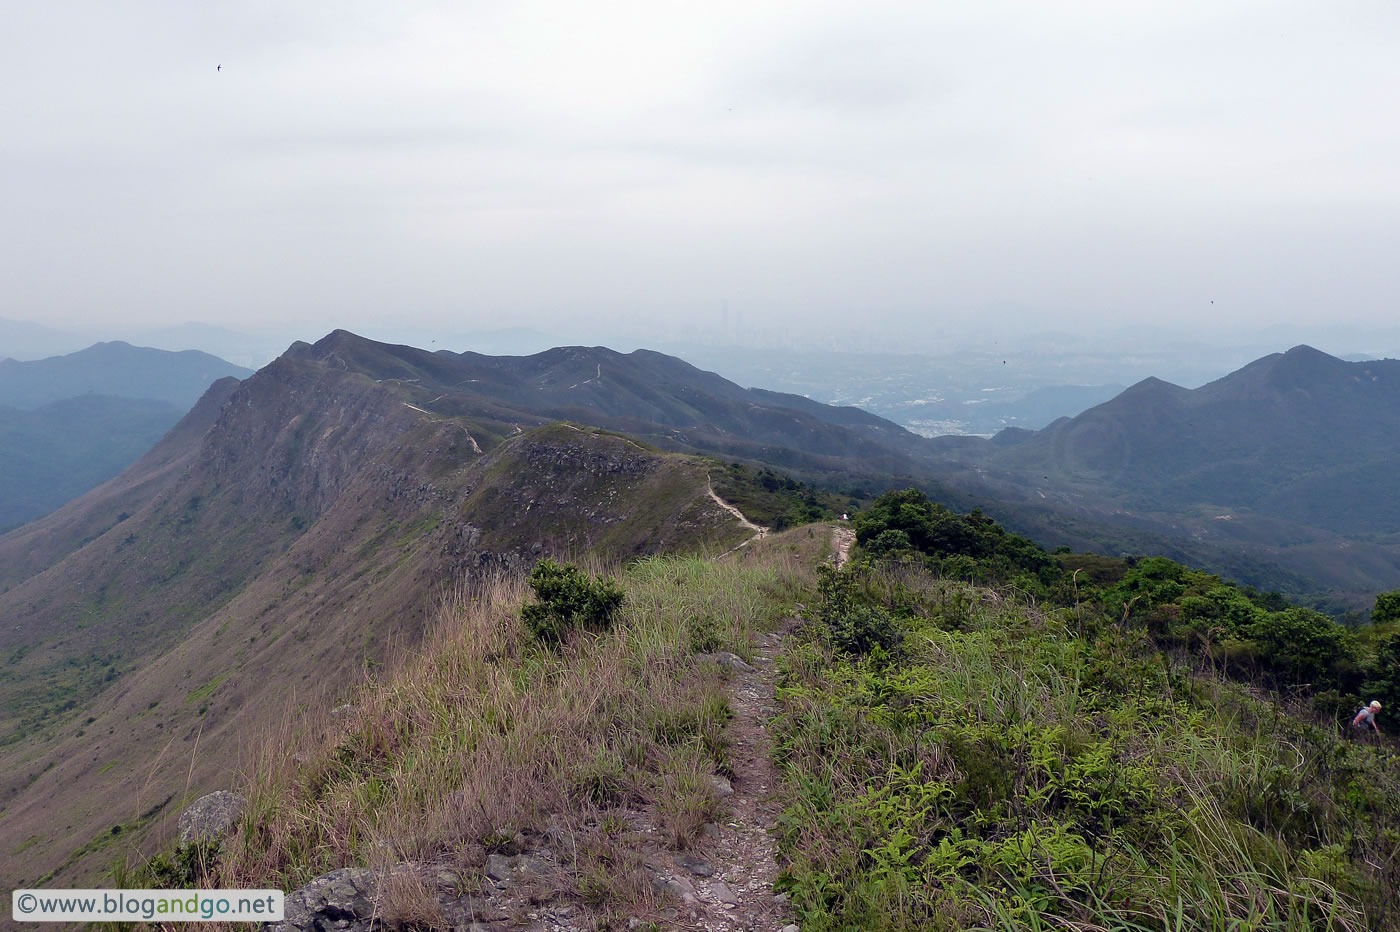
[3,1,1398,356]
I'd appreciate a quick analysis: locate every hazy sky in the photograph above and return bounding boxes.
[3,1,1398,351]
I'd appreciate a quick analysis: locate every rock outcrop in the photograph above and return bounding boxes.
[267,867,380,932]
[176,791,247,845]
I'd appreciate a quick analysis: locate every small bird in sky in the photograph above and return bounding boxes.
[217,64,222,72]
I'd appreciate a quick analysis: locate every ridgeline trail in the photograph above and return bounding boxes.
[656,523,854,931]
[707,479,769,556]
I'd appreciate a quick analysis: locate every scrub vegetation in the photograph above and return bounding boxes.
[774,490,1400,931]
[117,490,1400,930]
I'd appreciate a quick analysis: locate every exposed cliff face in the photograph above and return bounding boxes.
[199,358,425,519]
[0,348,751,889]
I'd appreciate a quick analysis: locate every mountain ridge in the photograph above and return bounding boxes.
[0,340,766,888]
[0,341,252,410]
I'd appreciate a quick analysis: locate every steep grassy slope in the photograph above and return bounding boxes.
[215,548,812,900]
[0,355,755,889]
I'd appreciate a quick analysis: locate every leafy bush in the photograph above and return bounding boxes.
[521,559,625,645]
[143,840,220,888]
[1362,633,1400,713]
[1374,589,1400,625]
[1106,555,1365,695]
[854,489,1060,588]
[816,564,901,656]
[865,528,914,559]
[1249,607,1352,685]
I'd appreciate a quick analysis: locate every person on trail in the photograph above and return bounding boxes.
[1352,700,1382,735]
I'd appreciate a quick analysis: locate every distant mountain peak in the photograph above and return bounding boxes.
[1274,343,1346,372]
[1253,343,1350,388]
[1116,375,1188,401]
[0,342,251,410]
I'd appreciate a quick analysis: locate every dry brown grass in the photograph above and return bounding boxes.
[378,866,449,930]
[201,537,816,922]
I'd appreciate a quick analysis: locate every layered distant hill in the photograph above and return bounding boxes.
[0,396,186,531]
[930,345,1400,605]
[0,343,253,531]
[0,317,86,360]
[0,341,252,409]
[997,345,1400,532]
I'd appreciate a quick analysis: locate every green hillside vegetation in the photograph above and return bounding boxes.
[709,460,862,531]
[112,495,1400,930]
[774,491,1400,929]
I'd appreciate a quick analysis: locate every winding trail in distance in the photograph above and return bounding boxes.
[707,479,768,554]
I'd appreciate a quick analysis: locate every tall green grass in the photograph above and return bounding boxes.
[773,564,1400,931]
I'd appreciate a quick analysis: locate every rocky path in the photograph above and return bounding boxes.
[272,517,841,932]
[651,637,794,932]
[830,525,854,569]
[649,524,851,930]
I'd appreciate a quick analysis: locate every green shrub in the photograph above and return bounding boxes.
[1362,632,1400,713]
[1373,589,1400,625]
[1249,607,1352,685]
[521,559,625,645]
[144,840,220,888]
[817,564,901,656]
[865,528,914,558]
[854,488,1060,587]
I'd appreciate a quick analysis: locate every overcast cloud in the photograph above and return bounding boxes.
[2,1,1397,351]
